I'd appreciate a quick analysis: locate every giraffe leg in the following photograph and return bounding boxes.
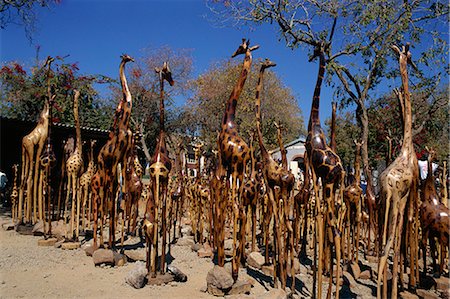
[33,143,44,223]
[392,196,408,299]
[160,183,168,275]
[151,176,160,278]
[64,175,72,239]
[231,175,240,282]
[76,179,81,239]
[70,174,77,239]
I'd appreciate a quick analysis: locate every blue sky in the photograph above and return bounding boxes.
[0,0,330,131]
[1,0,446,132]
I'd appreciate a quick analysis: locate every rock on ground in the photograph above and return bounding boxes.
[125,261,148,289]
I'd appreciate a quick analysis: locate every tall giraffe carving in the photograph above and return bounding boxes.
[144,62,174,277]
[91,54,134,249]
[18,56,54,224]
[64,90,83,240]
[217,38,258,282]
[255,58,295,290]
[305,43,345,299]
[377,44,420,299]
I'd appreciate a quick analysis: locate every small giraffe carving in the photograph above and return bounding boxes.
[377,44,420,299]
[91,54,134,249]
[420,147,450,278]
[64,90,84,240]
[343,140,363,263]
[11,164,19,222]
[80,139,97,231]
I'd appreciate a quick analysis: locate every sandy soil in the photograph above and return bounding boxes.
[0,207,448,299]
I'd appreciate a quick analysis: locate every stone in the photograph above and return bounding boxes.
[343,271,357,289]
[181,225,192,236]
[124,249,146,262]
[206,265,234,290]
[359,269,372,280]
[198,247,213,258]
[92,249,114,266]
[50,220,66,238]
[228,280,252,295]
[167,265,187,282]
[246,252,265,270]
[125,261,147,289]
[435,276,450,290]
[226,295,256,299]
[16,223,34,235]
[191,243,202,252]
[207,284,226,296]
[2,221,15,231]
[83,244,97,257]
[224,239,233,250]
[261,265,274,277]
[260,289,286,299]
[54,239,64,248]
[366,255,378,264]
[147,273,174,285]
[32,220,45,235]
[176,237,195,247]
[286,258,301,276]
[349,261,361,279]
[114,252,127,267]
[61,242,80,250]
[416,288,440,299]
[37,238,57,246]
[399,291,419,299]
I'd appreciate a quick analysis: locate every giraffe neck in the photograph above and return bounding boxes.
[159,76,166,133]
[354,145,361,186]
[276,126,288,170]
[399,55,413,155]
[118,58,132,131]
[255,66,270,161]
[249,136,257,178]
[223,50,252,127]
[38,101,50,125]
[308,51,326,134]
[73,92,82,153]
[330,102,337,152]
[425,155,434,185]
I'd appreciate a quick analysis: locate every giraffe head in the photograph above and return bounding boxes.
[261,58,276,70]
[155,62,175,86]
[121,54,134,63]
[232,38,259,58]
[425,146,436,163]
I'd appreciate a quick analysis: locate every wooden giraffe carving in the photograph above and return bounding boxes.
[377,44,420,299]
[64,90,83,240]
[144,61,174,277]
[80,139,97,231]
[330,102,337,152]
[242,130,262,252]
[18,56,54,224]
[420,147,450,278]
[256,58,295,290]
[343,140,363,263]
[91,54,134,249]
[11,164,19,222]
[217,38,258,282]
[305,43,345,299]
[170,140,184,242]
[121,131,143,246]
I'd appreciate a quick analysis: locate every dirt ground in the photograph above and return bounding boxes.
[0,207,448,299]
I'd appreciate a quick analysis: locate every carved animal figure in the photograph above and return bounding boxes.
[64,90,84,240]
[91,54,134,249]
[255,58,295,290]
[144,62,174,277]
[305,43,345,299]
[80,139,97,231]
[18,56,54,224]
[11,164,19,221]
[217,38,258,282]
[420,147,450,277]
[377,44,420,299]
[343,140,363,263]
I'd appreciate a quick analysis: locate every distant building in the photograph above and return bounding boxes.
[270,137,306,178]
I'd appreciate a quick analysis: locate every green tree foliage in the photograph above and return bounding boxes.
[0,57,114,129]
[182,59,305,152]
